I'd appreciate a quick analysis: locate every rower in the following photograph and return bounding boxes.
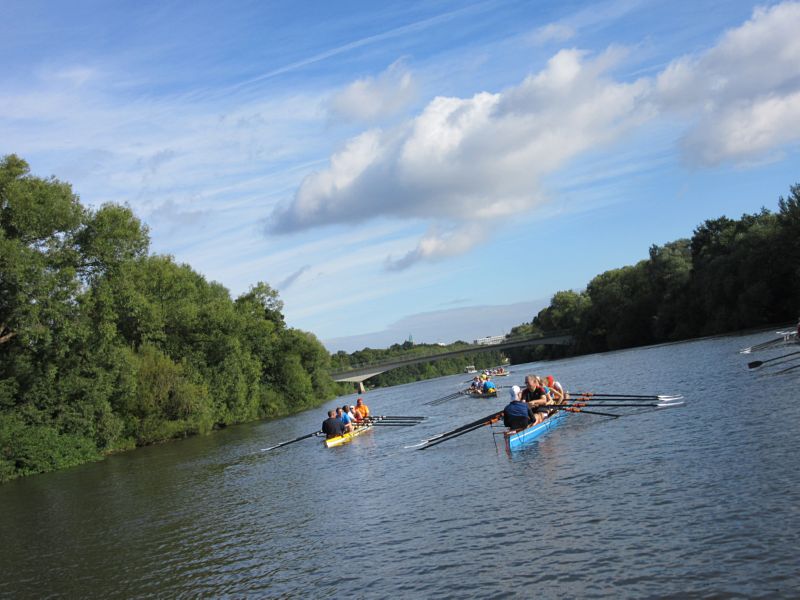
[340,405,356,432]
[336,407,353,433]
[356,397,370,419]
[521,374,550,425]
[546,375,565,404]
[503,385,535,431]
[482,377,497,394]
[322,409,345,439]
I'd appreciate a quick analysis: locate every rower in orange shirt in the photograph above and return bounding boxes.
[355,397,370,420]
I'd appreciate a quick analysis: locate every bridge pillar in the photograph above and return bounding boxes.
[357,381,366,394]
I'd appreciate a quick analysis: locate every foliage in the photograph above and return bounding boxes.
[0,155,338,482]
[506,186,800,362]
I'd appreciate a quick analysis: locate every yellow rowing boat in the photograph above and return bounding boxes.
[324,424,373,448]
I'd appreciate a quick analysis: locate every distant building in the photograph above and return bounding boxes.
[473,335,505,345]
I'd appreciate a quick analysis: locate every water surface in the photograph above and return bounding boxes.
[1,331,798,598]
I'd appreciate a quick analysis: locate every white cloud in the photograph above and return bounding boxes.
[656,2,800,164]
[385,223,486,271]
[269,2,800,271]
[329,60,417,123]
[269,48,652,266]
[529,23,576,46]
[527,0,642,46]
[291,48,651,221]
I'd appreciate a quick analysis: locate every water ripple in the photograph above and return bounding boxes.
[1,331,799,598]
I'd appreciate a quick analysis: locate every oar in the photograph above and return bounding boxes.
[411,410,503,449]
[570,392,681,400]
[367,415,426,420]
[424,392,463,405]
[427,394,464,406]
[261,431,321,452]
[747,350,800,369]
[569,397,684,404]
[563,401,684,409]
[418,419,499,450]
[772,363,800,375]
[558,407,620,418]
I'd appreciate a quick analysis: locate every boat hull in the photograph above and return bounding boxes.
[324,424,373,448]
[504,410,566,452]
[463,390,497,398]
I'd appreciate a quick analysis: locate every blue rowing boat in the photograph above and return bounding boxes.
[504,410,567,452]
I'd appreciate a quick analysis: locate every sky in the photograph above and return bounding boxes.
[2,0,800,351]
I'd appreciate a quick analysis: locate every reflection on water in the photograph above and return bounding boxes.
[1,330,799,598]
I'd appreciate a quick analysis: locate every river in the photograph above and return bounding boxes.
[1,330,798,598]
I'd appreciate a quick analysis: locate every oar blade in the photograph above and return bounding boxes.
[656,401,685,408]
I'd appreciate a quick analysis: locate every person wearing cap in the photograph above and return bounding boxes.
[322,409,346,439]
[356,397,370,420]
[503,386,535,431]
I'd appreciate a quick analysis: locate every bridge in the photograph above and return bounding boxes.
[330,331,574,383]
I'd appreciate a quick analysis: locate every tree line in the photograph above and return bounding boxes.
[505,184,800,363]
[0,155,340,482]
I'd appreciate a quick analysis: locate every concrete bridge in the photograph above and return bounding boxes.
[330,331,574,383]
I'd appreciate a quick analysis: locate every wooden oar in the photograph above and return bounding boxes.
[747,350,800,369]
[261,431,321,452]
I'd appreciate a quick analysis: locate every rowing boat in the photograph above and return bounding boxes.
[463,389,498,399]
[504,410,567,452]
[739,330,799,354]
[324,424,373,448]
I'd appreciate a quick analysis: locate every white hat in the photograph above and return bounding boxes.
[510,385,521,400]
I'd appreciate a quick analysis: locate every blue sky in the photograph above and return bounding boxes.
[2,0,799,351]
